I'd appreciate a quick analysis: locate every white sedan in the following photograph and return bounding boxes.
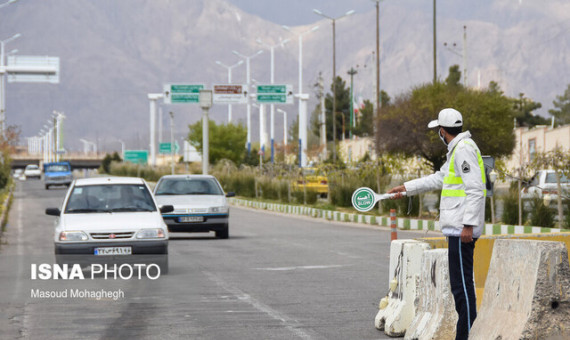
[45,177,173,273]
[24,164,42,179]
[153,175,235,239]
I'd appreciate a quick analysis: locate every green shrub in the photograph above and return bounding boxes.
[529,196,555,228]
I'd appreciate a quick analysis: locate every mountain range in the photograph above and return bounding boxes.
[1,0,569,152]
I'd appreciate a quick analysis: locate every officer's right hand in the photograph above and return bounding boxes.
[387,185,406,199]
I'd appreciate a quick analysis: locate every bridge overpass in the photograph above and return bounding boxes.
[10,153,105,170]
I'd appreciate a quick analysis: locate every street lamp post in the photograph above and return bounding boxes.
[232,49,263,155]
[199,90,213,175]
[282,25,319,167]
[147,93,163,167]
[256,38,289,164]
[443,25,468,86]
[215,60,244,122]
[313,9,354,162]
[169,111,175,175]
[0,33,21,139]
[276,108,288,147]
[0,0,19,10]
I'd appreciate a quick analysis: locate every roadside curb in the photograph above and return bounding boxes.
[228,198,569,236]
[0,183,14,232]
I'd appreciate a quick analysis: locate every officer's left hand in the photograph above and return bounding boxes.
[461,225,474,243]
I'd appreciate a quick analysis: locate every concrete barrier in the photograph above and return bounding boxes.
[375,240,430,337]
[419,233,570,311]
[469,239,570,339]
[404,249,458,340]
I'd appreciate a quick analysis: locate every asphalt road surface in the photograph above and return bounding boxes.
[0,179,436,340]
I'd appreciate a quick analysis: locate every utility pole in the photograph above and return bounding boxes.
[313,9,355,162]
[347,67,357,139]
[433,0,437,83]
[318,73,326,159]
[169,111,175,175]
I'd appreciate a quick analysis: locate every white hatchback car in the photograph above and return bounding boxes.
[45,177,173,273]
[24,164,42,179]
[154,175,234,239]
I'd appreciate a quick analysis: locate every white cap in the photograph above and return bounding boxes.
[427,108,463,128]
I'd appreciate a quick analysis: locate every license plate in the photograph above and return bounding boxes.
[94,247,132,256]
[178,216,204,223]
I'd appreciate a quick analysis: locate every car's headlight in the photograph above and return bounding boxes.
[136,228,166,239]
[59,231,88,241]
[209,206,229,213]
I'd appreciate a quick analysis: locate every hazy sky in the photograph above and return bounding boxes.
[225,0,495,27]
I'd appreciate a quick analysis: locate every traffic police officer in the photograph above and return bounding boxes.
[388,108,486,340]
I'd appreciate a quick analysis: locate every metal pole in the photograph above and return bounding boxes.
[332,19,337,162]
[260,104,266,155]
[202,108,209,175]
[228,67,232,122]
[375,0,381,153]
[246,57,251,155]
[319,74,326,158]
[347,67,357,139]
[170,111,175,175]
[433,0,437,84]
[270,45,275,163]
[149,98,157,167]
[390,208,397,241]
[463,25,467,87]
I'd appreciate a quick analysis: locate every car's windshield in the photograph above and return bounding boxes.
[155,178,223,196]
[26,165,38,170]
[46,164,70,172]
[545,172,569,184]
[65,184,156,213]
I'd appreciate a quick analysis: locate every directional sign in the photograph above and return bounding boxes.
[255,84,293,104]
[159,142,180,154]
[123,150,148,164]
[163,84,204,104]
[213,84,247,104]
[6,55,60,84]
[159,143,172,154]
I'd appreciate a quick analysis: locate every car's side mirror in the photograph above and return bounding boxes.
[45,208,61,216]
[160,205,174,214]
[225,192,236,198]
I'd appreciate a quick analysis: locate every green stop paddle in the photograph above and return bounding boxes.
[351,187,407,212]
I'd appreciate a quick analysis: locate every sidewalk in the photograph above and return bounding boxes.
[228,197,570,236]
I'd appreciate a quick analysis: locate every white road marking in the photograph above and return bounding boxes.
[254,265,347,271]
[204,271,313,340]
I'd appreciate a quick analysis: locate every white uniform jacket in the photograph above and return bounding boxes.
[403,131,486,238]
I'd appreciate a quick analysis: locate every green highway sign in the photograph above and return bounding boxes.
[257,94,288,103]
[255,84,293,104]
[257,85,287,94]
[159,142,180,154]
[124,150,148,165]
[171,85,203,93]
[159,143,172,154]
[163,84,204,104]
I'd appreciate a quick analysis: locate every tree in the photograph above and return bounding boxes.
[445,64,462,89]
[351,99,374,137]
[100,152,122,174]
[549,84,570,125]
[316,76,350,142]
[377,67,517,171]
[512,92,547,127]
[187,121,247,165]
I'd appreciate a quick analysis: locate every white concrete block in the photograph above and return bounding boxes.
[375,240,431,337]
[470,239,570,340]
[404,249,458,340]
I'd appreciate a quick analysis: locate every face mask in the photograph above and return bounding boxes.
[438,128,448,146]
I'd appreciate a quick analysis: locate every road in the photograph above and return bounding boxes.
[0,179,436,340]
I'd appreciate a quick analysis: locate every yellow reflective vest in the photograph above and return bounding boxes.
[404,131,486,237]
